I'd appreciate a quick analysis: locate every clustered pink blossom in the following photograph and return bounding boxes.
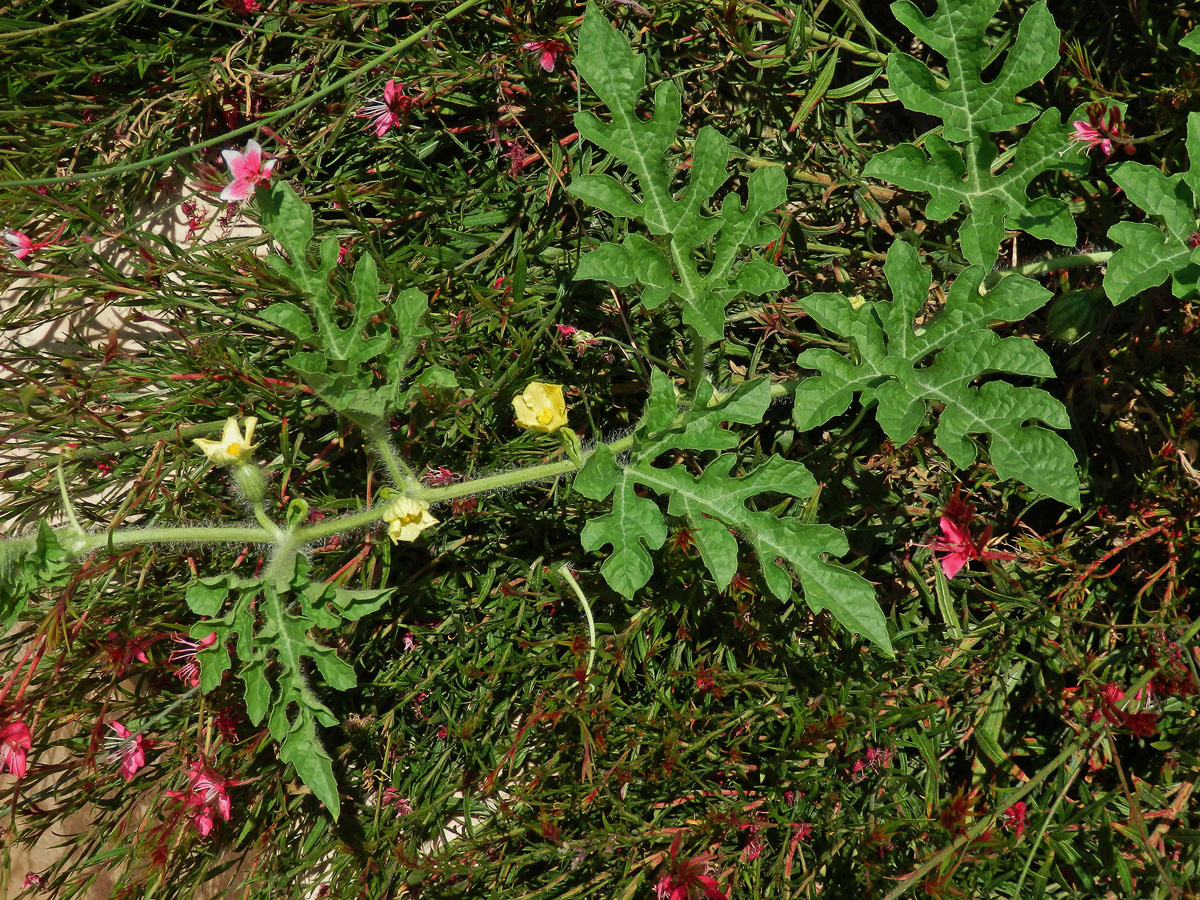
[1001,800,1027,837]
[850,746,893,782]
[1091,682,1159,738]
[103,630,151,676]
[380,786,413,815]
[654,833,727,900]
[170,632,218,687]
[166,761,235,836]
[219,139,276,202]
[1069,102,1134,159]
[923,490,1015,579]
[106,721,148,782]
[0,720,32,778]
[357,80,415,138]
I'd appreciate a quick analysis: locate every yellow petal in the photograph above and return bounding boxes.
[384,496,438,543]
[193,416,259,466]
[513,381,568,434]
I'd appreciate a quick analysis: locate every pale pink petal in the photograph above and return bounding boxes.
[111,721,132,740]
[120,744,145,782]
[195,811,214,836]
[220,179,251,203]
[4,229,33,259]
[239,139,263,176]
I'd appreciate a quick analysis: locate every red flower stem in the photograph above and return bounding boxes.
[0,635,45,707]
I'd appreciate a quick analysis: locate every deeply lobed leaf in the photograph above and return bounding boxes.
[258,183,432,424]
[576,370,892,654]
[1104,113,1200,304]
[863,0,1087,268]
[185,558,393,818]
[792,240,1079,506]
[569,3,787,343]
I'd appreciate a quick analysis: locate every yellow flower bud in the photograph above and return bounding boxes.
[512,382,568,434]
[194,417,258,466]
[384,496,438,544]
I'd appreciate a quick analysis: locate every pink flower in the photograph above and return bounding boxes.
[654,834,727,900]
[1069,102,1134,159]
[0,720,32,778]
[219,139,276,202]
[107,721,147,782]
[1001,800,1027,837]
[4,229,33,259]
[1070,120,1113,157]
[522,40,568,73]
[923,494,1014,579]
[21,873,40,889]
[357,80,413,138]
[103,631,151,675]
[167,761,234,836]
[170,632,217,687]
[380,786,413,815]
[4,223,67,260]
[423,466,457,487]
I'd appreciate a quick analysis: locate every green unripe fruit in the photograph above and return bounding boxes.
[232,462,267,503]
[1047,289,1106,344]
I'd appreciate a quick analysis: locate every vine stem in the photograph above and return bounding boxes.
[556,565,597,677]
[0,0,489,188]
[366,422,418,490]
[5,433,637,557]
[987,251,1114,286]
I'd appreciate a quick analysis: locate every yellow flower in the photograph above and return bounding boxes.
[384,496,438,544]
[193,417,258,466]
[512,381,568,434]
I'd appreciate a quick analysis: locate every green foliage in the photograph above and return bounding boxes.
[4,0,1200,897]
[1104,113,1200,304]
[793,240,1079,506]
[576,369,891,653]
[185,556,392,818]
[0,522,74,630]
[568,3,787,344]
[258,182,434,425]
[863,0,1088,268]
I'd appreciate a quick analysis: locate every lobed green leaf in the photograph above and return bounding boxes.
[863,0,1087,268]
[792,240,1079,506]
[569,3,787,343]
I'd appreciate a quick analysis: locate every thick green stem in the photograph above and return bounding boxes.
[20,433,638,558]
[77,526,273,554]
[366,422,418,490]
[252,503,285,542]
[987,251,1114,286]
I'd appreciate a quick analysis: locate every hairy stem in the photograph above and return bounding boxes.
[366,422,418,490]
[9,434,638,558]
[988,251,1114,285]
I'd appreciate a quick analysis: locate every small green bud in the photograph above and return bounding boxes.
[560,427,584,468]
[286,498,310,531]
